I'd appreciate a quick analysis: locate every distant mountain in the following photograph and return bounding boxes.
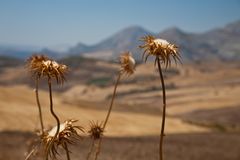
[1,20,240,61]
[68,42,91,54]
[38,48,60,58]
[68,26,153,60]
[201,20,240,59]
[158,27,220,61]
[159,20,240,61]
[0,45,59,59]
[69,20,240,61]
[0,48,31,59]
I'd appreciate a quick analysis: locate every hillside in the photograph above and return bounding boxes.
[0,59,240,132]
[0,20,240,61]
[0,57,240,160]
[68,20,240,61]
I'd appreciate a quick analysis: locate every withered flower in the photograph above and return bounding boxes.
[41,59,67,84]
[88,121,104,140]
[119,52,136,76]
[27,54,68,84]
[139,35,180,68]
[88,53,136,160]
[27,54,49,78]
[86,121,104,160]
[43,119,84,159]
[26,54,51,134]
[139,35,181,160]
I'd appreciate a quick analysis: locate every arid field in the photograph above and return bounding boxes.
[0,59,240,160]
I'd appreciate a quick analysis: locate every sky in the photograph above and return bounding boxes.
[0,0,240,48]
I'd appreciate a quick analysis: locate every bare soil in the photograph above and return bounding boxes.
[0,131,240,160]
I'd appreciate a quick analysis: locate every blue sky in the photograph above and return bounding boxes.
[0,0,240,47]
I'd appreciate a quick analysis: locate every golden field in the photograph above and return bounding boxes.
[0,59,240,160]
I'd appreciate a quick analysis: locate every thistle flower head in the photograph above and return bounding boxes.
[27,54,49,77]
[27,54,68,84]
[42,119,84,158]
[119,52,136,75]
[88,121,104,140]
[139,35,181,68]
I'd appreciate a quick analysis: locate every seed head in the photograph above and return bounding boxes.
[119,52,136,76]
[42,119,84,159]
[26,54,68,84]
[27,54,49,77]
[88,121,104,140]
[139,35,181,68]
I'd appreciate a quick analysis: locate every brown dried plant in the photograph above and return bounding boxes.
[87,52,136,160]
[103,52,135,129]
[26,54,70,160]
[88,121,104,140]
[25,120,84,160]
[139,35,181,160]
[140,35,181,68]
[119,52,136,76]
[27,54,67,84]
[40,57,68,160]
[43,119,84,159]
[27,55,50,134]
[86,121,104,160]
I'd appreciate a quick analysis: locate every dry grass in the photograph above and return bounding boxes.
[0,85,208,136]
[0,60,240,159]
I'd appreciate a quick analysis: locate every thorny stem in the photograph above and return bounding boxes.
[157,57,166,160]
[92,73,121,160]
[35,77,44,134]
[103,73,121,129]
[45,77,61,160]
[64,142,71,160]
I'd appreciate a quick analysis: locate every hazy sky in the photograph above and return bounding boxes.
[0,0,240,47]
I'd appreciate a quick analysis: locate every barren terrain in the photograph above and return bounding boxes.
[0,59,239,160]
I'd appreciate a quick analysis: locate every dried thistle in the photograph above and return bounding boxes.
[88,121,104,140]
[26,55,50,134]
[139,35,180,68]
[119,52,136,76]
[86,121,104,160]
[87,53,136,160]
[26,55,68,135]
[26,54,72,160]
[43,119,84,159]
[27,55,49,77]
[103,52,136,129]
[139,35,181,160]
[38,56,68,160]
[25,120,84,160]
[27,54,67,84]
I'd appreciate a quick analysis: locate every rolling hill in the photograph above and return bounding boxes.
[68,20,240,61]
[0,20,240,61]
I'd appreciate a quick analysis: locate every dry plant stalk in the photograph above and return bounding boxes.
[27,55,50,134]
[25,120,84,160]
[35,77,44,134]
[26,55,85,160]
[30,56,67,159]
[86,121,104,160]
[87,52,136,160]
[139,35,181,160]
[42,119,84,159]
[46,76,61,160]
[103,52,135,129]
